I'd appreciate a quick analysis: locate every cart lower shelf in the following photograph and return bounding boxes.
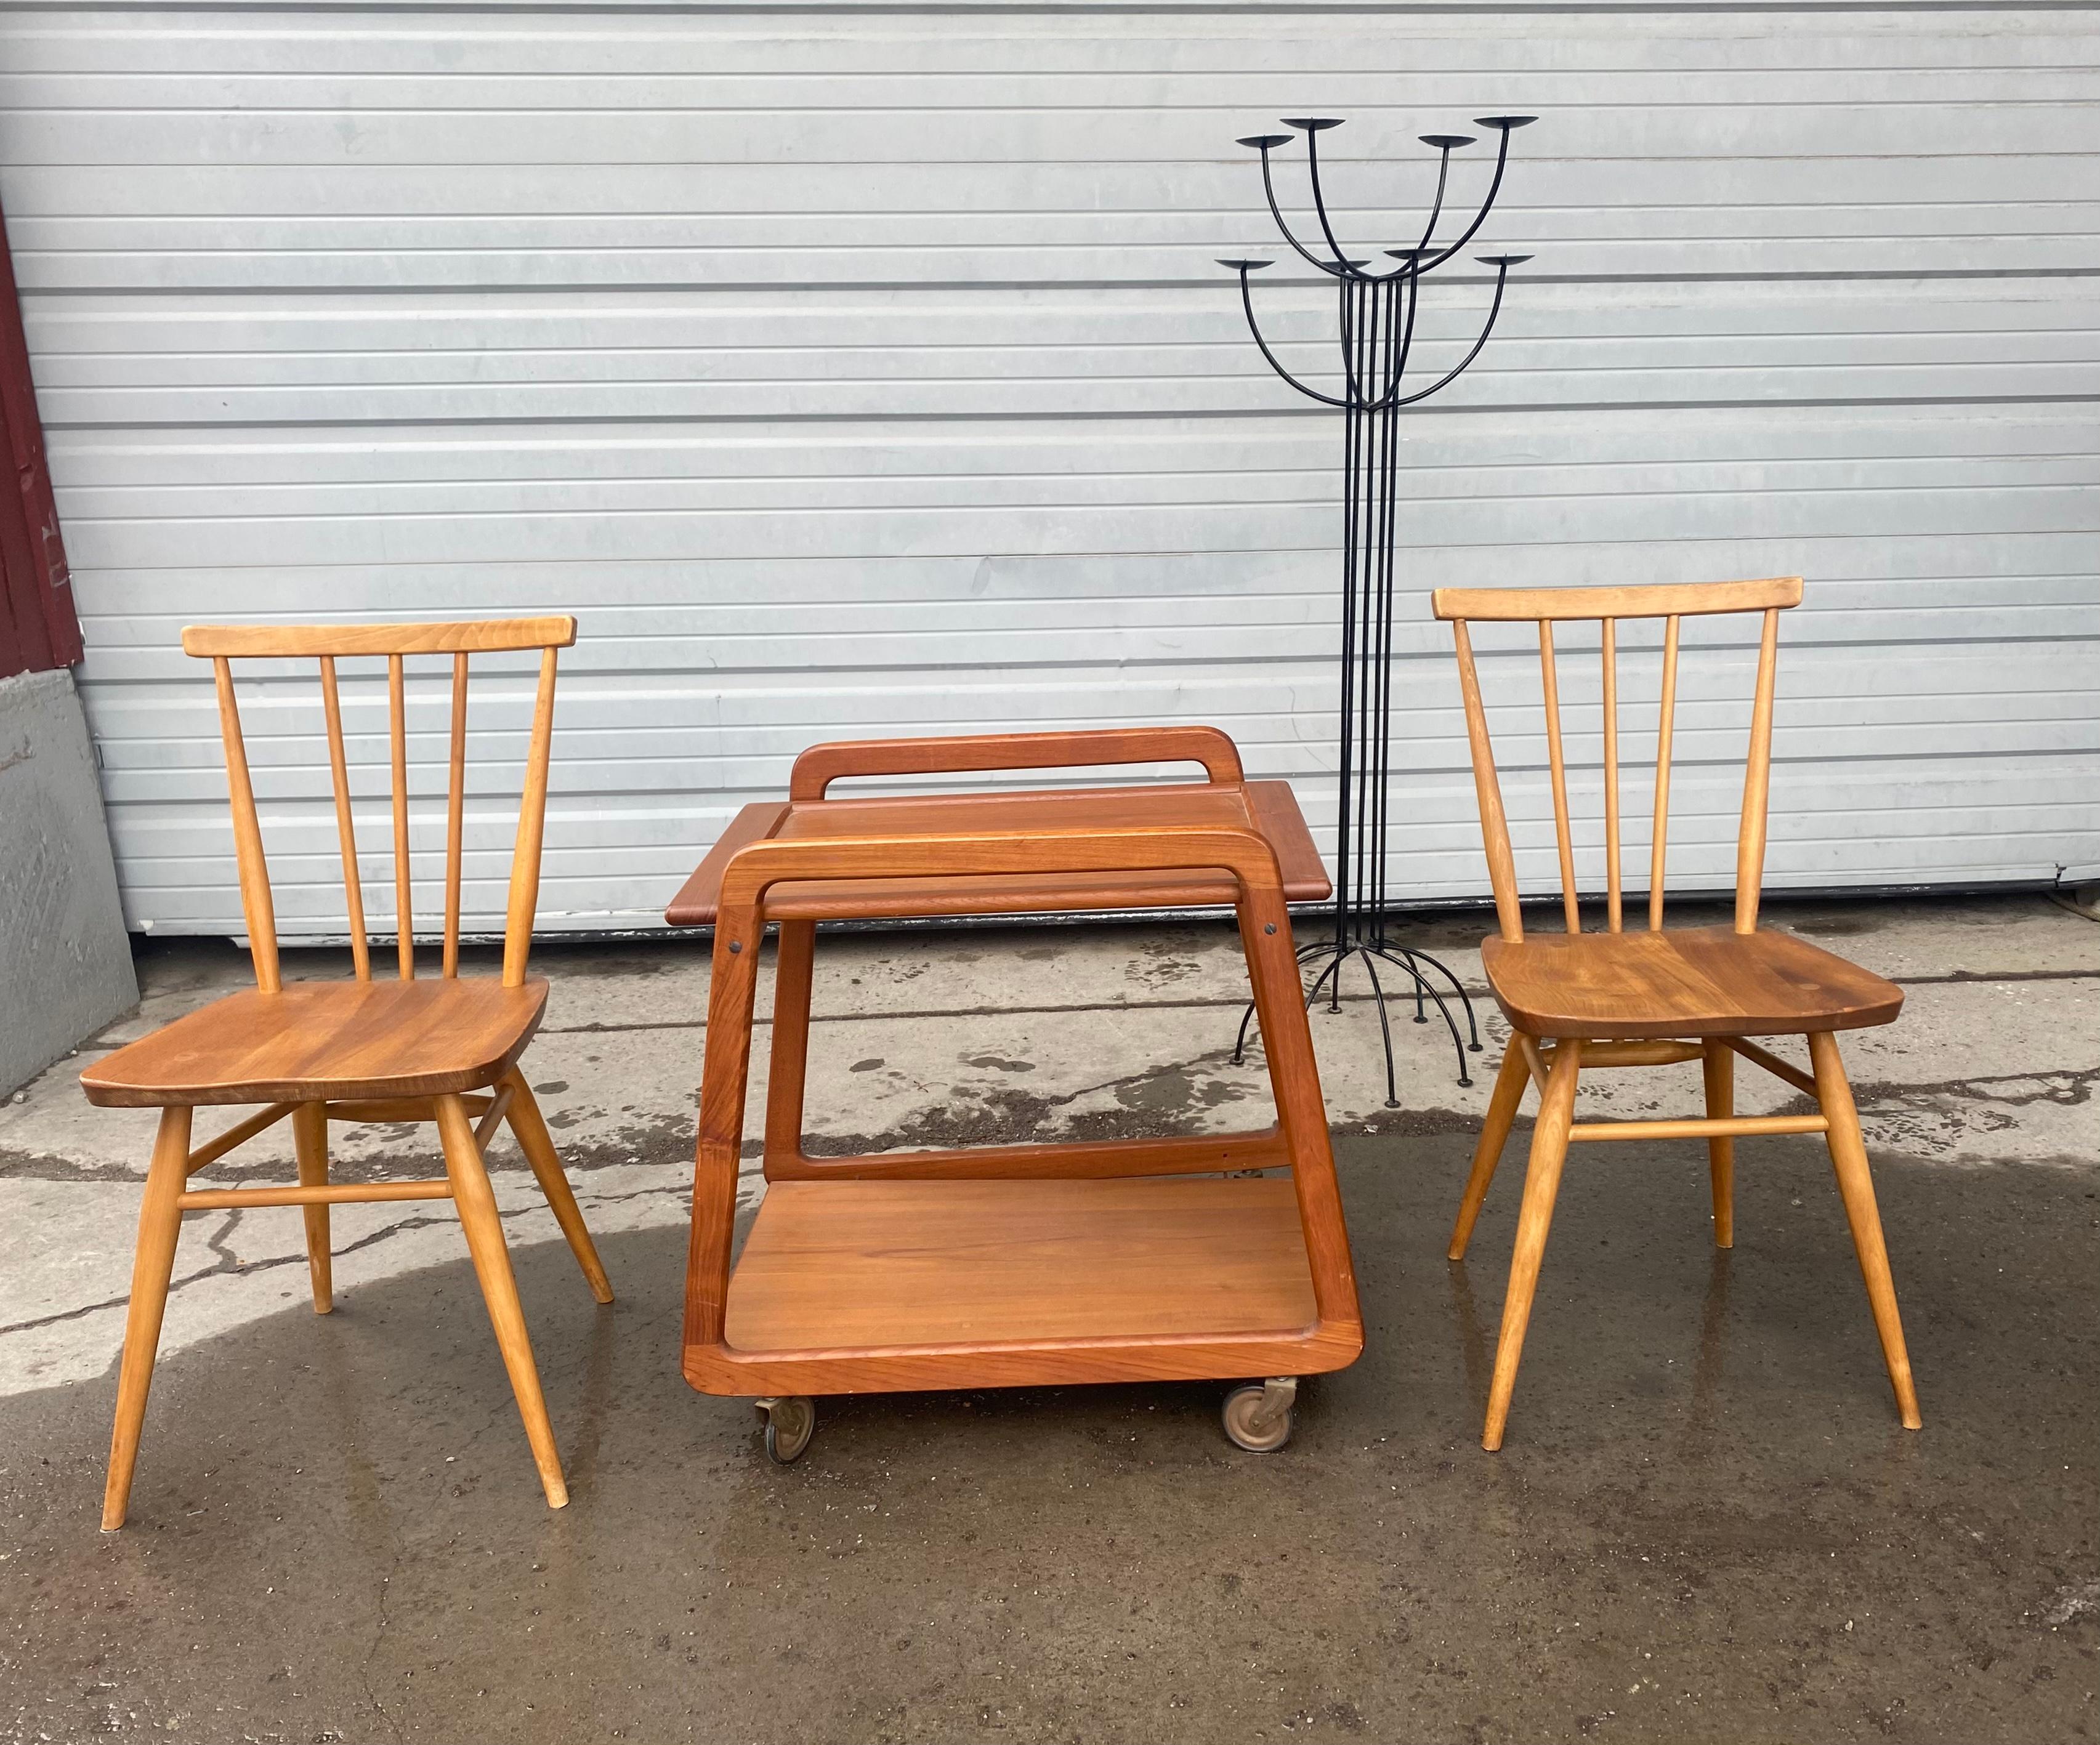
[685,1174,1362,1397]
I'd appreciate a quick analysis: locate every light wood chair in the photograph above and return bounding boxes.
[1432,578,1921,1450]
[80,618,612,1526]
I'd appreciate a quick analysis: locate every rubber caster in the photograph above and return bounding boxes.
[756,1395,816,1465]
[1221,1376,1298,1453]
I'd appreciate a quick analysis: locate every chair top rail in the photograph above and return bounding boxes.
[182,616,576,658]
[1432,578,1801,623]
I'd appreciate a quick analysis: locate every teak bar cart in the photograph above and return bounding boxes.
[664,728,1363,1461]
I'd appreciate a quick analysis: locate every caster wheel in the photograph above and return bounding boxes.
[1221,1379,1297,1453]
[757,1396,816,1465]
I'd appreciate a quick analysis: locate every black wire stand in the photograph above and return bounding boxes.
[1222,114,1537,1100]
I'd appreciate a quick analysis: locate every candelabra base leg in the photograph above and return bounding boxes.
[1355,949,1405,1108]
[1367,941,1484,1052]
[1231,931,1480,1096]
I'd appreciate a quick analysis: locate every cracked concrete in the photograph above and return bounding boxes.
[1,893,2096,1742]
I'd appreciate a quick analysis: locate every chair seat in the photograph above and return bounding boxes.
[1482,925,1902,1040]
[79,977,549,1108]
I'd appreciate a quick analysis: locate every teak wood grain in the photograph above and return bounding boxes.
[1480,926,1903,1039]
[788,724,1245,800]
[664,781,1328,926]
[676,728,1362,1409]
[88,617,608,1528]
[80,979,549,1108]
[1434,579,1920,1452]
[724,1177,1319,1351]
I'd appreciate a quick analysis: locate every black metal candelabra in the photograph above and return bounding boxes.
[1222,114,1536,1099]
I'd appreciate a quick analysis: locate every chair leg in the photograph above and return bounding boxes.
[435,1092,569,1507]
[291,1101,334,1312]
[1701,1040,1735,1250]
[1807,1031,1922,1430]
[102,1106,193,1531]
[762,919,817,1173]
[499,1070,613,1304]
[1448,1043,1530,1260]
[1483,1038,1585,1453]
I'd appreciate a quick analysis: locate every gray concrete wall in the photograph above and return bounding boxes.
[0,666,136,1095]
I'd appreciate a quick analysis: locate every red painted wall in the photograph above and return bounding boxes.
[0,192,81,679]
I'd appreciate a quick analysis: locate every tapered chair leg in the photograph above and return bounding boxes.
[1701,1040,1735,1250]
[102,1106,193,1531]
[1483,1038,1585,1452]
[499,1070,613,1304]
[291,1101,334,1312]
[435,1092,570,1507]
[1807,1031,1922,1429]
[763,919,817,1169]
[1448,1044,1530,1260]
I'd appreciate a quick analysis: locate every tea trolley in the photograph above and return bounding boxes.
[664,728,1363,1461]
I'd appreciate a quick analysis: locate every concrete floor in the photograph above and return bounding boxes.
[2,895,2096,1743]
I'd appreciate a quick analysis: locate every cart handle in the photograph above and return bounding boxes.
[713,822,1283,931]
[788,727,1244,801]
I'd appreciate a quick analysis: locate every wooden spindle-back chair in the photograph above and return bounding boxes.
[1431,578,1920,1450]
[80,617,612,1527]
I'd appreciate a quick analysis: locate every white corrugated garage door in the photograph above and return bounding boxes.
[1,2,2094,937]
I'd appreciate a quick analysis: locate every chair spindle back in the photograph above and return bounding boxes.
[1431,579,1801,944]
[180,617,576,993]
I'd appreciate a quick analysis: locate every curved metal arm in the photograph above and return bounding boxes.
[1370,145,1455,284]
[1257,145,1348,278]
[1415,128,1516,275]
[1302,130,1359,273]
[1378,261,1512,410]
[1236,265,1347,407]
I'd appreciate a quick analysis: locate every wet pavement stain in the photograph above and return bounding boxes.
[3,1135,2093,1744]
[803,1049,1264,1157]
[1126,929,1214,990]
[1111,1059,1251,1118]
[1787,913,1889,938]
